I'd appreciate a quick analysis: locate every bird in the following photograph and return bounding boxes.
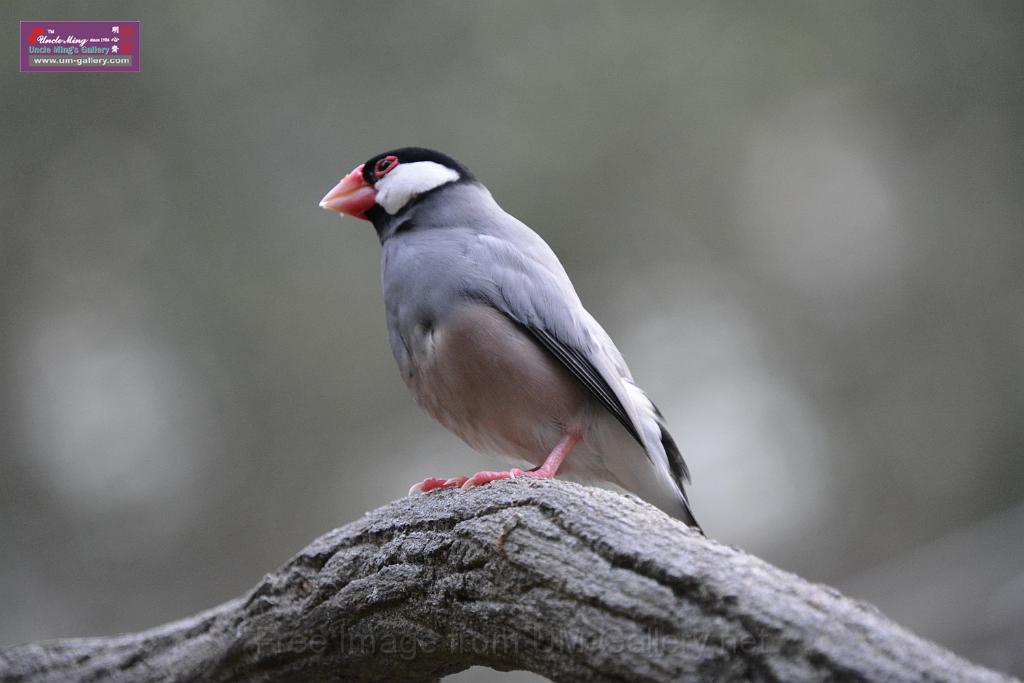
[319,147,701,531]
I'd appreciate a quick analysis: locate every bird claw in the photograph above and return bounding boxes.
[407,476,467,496]
[410,469,533,495]
[460,468,527,490]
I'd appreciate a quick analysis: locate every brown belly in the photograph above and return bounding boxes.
[405,304,586,463]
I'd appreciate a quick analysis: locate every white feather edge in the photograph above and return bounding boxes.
[375,161,461,214]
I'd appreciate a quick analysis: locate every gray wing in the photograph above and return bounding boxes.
[526,326,642,445]
[521,319,696,495]
[465,230,674,472]
[468,229,699,529]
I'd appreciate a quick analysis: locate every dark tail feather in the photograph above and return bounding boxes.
[679,498,705,536]
[658,420,704,535]
[658,421,690,484]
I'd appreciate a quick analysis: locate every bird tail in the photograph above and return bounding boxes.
[658,418,704,535]
[596,381,704,534]
[677,496,704,535]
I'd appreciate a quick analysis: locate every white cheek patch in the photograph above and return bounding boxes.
[375,161,461,214]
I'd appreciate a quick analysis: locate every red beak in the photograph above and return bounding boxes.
[319,164,377,220]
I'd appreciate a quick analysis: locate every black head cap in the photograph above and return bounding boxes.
[360,147,476,186]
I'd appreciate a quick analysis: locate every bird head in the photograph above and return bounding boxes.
[319,147,474,222]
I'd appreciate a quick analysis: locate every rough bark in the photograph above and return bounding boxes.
[0,479,1016,683]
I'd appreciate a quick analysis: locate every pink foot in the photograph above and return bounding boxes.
[408,476,468,495]
[460,467,531,489]
[408,431,583,495]
[407,469,532,495]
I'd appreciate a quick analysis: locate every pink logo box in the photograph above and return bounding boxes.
[21,20,139,72]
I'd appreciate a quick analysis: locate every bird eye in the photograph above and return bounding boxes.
[374,156,399,180]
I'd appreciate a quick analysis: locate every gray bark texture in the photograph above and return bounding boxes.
[0,479,1016,683]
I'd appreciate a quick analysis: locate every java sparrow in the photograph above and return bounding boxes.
[320,148,701,530]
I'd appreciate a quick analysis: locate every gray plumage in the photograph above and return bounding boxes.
[372,178,700,529]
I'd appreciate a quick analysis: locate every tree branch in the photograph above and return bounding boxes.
[0,479,1016,682]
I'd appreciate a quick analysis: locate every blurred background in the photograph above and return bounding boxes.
[2,1,1022,679]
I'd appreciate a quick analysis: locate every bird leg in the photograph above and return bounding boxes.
[461,430,582,488]
[408,432,582,495]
